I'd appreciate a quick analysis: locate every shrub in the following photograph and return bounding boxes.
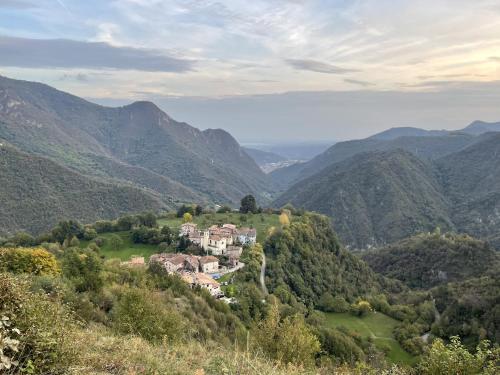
[0,247,60,276]
[111,287,186,343]
[0,274,77,373]
[419,336,500,375]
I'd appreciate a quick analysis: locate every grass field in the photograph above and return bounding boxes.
[323,312,417,365]
[80,231,162,261]
[158,212,281,243]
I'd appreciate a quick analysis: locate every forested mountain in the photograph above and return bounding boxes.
[362,232,500,289]
[369,127,449,140]
[0,76,273,209]
[437,133,500,247]
[274,150,454,248]
[273,130,500,249]
[461,120,500,135]
[270,132,480,191]
[265,213,384,305]
[0,144,166,235]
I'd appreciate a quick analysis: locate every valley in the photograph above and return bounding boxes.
[0,77,499,375]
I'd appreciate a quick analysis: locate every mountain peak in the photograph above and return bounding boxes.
[462,120,500,135]
[124,100,162,112]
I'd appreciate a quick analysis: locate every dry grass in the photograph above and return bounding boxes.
[66,325,411,375]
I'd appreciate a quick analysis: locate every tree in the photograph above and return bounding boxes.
[240,195,257,214]
[137,212,157,228]
[69,237,80,248]
[116,215,138,231]
[217,205,232,213]
[279,212,290,226]
[195,205,203,216]
[61,248,103,292]
[419,336,499,375]
[253,303,320,367]
[108,234,123,251]
[51,220,84,243]
[10,232,36,247]
[352,300,372,316]
[177,236,190,252]
[176,204,195,218]
[83,227,97,241]
[0,247,60,276]
[182,212,193,223]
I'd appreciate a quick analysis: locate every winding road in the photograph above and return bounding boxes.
[260,252,268,295]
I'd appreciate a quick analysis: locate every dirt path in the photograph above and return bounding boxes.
[260,252,268,295]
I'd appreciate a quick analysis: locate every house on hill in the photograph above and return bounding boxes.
[237,227,257,245]
[207,235,227,255]
[181,272,221,296]
[180,222,198,237]
[200,256,219,273]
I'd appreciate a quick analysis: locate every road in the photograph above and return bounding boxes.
[260,252,268,295]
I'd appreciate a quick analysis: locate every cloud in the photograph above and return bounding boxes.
[286,59,359,74]
[0,0,35,9]
[0,35,193,72]
[59,73,89,82]
[344,78,374,87]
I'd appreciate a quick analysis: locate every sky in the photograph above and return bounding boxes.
[1,0,500,142]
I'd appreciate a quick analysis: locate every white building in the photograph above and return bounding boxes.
[237,227,257,245]
[180,223,197,237]
[200,255,219,273]
[207,235,227,255]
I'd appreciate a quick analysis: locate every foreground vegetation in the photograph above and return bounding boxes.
[0,208,498,374]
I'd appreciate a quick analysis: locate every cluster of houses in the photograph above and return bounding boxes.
[180,222,256,255]
[124,223,255,299]
[149,253,224,296]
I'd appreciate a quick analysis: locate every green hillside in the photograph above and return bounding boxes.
[324,312,416,365]
[362,232,500,289]
[0,144,166,236]
[274,150,453,249]
[0,76,273,207]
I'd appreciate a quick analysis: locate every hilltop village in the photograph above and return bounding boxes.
[146,222,257,299]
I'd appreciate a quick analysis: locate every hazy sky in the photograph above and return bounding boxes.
[1,0,500,141]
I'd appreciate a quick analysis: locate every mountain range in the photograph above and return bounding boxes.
[0,76,273,235]
[2,75,500,250]
[274,131,500,249]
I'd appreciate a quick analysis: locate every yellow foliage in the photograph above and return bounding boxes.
[0,247,60,275]
[279,213,290,226]
[183,212,193,223]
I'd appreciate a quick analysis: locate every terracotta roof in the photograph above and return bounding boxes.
[165,254,187,265]
[200,256,219,264]
[209,235,222,241]
[238,227,256,236]
[195,273,220,287]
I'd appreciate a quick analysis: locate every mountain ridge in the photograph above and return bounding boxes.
[0,76,274,208]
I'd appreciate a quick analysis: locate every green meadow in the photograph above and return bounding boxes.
[158,212,281,243]
[80,231,161,261]
[323,312,417,365]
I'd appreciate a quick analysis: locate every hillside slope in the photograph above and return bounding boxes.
[0,76,272,205]
[362,232,499,289]
[270,133,477,191]
[274,150,453,248]
[264,213,383,304]
[0,144,166,235]
[438,133,500,247]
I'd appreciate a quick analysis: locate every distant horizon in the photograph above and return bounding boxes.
[1,0,499,142]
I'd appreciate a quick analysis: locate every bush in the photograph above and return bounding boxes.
[253,303,320,367]
[0,247,60,276]
[0,274,77,373]
[111,287,186,343]
[419,336,500,375]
